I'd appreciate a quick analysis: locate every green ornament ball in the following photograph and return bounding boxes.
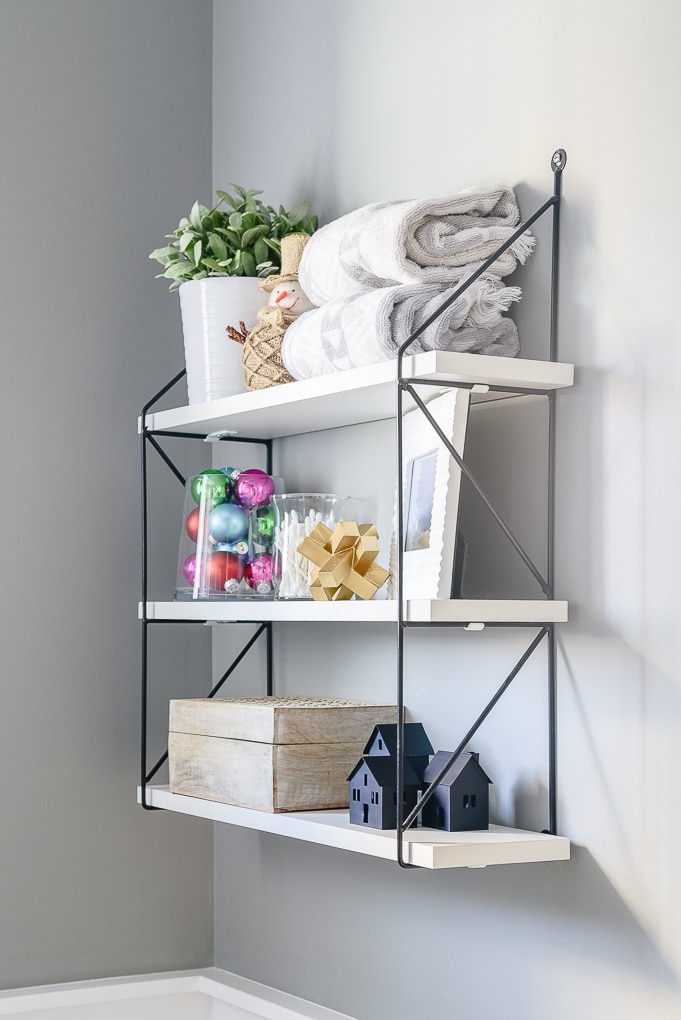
[191,469,231,507]
[253,504,275,542]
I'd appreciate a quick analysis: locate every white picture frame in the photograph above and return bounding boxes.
[393,388,471,600]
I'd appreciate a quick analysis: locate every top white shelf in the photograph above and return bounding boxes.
[140,351,574,441]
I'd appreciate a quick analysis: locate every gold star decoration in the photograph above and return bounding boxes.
[296,521,390,601]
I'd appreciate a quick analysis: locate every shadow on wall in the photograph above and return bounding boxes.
[539,844,680,987]
[217,826,680,1018]
[512,776,550,832]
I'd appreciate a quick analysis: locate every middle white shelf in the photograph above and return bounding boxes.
[141,598,568,624]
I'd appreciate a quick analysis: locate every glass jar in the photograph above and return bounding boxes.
[272,494,356,599]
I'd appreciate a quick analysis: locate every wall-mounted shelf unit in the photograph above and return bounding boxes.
[139,150,572,870]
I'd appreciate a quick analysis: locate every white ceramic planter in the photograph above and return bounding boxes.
[179,278,267,404]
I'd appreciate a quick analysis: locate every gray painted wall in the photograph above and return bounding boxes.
[212,2,681,1019]
[0,0,214,988]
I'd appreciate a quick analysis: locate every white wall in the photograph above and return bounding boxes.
[0,0,214,988]
[212,1,681,1018]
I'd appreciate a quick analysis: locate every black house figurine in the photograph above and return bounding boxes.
[347,722,434,830]
[420,750,492,831]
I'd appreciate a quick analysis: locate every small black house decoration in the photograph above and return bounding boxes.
[420,750,492,831]
[347,722,434,830]
[348,756,422,829]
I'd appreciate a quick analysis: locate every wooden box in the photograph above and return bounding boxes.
[168,696,399,812]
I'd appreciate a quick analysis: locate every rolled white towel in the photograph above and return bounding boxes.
[299,184,533,306]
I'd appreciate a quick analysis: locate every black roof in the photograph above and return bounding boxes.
[347,755,421,787]
[423,750,492,788]
[362,722,434,758]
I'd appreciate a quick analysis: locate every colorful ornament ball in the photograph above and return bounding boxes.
[235,469,275,509]
[246,553,274,592]
[251,504,275,544]
[208,502,249,544]
[182,551,245,590]
[191,469,232,507]
[186,506,201,542]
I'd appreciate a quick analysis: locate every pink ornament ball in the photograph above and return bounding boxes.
[182,554,197,585]
[246,553,274,593]
[234,469,275,508]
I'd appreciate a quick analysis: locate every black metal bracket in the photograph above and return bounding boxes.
[394,149,567,867]
[139,369,273,810]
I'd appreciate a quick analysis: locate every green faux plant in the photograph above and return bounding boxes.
[149,184,318,290]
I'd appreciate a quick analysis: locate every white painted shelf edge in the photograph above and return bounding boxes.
[140,598,568,624]
[139,785,570,870]
[140,350,574,440]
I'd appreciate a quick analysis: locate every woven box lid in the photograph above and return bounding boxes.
[169,696,399,745]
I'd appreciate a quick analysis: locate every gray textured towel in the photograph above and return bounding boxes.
[282,281,520,379]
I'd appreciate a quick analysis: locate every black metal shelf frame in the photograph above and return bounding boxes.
[393,148,567,867]
[139,381,273,809]
[138,149,568,866]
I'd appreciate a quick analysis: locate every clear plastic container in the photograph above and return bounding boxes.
[272,493,356,599]
[175,467,277,599]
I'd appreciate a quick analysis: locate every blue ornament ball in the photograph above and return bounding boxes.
[208,502,249,544]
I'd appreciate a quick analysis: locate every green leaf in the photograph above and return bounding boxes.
[241,224,269,248]
[208,232,229,260]
[202,258,226,273]
[189,201,203,230]
[240,251,257,276]
[179,232,195,253]
[254,237,269,265]
[229,183,248,201]
[229,211,243,230]
[165,261,191,279]
[215,189,238,210]
[148,245,175,262]
[287,201,309,224]
[192,239,203,266]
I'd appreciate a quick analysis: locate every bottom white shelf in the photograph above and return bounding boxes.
[139,785,570,870]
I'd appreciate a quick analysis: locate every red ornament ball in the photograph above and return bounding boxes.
[186,507,202,542]
[205,551,245,591]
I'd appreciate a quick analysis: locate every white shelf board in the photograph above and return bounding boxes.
[140,351,574,440]
[140,598,568,625]
[139,785,570,869]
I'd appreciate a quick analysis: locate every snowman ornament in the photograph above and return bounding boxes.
[227,232,315,390]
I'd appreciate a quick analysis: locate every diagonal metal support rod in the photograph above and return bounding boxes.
[144,622,270,786]
[146,434,186,487]
[405,383,550,595]
[401,626,548,831]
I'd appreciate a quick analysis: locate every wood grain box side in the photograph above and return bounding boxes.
[168,731,367,812]
[169,697,398,745]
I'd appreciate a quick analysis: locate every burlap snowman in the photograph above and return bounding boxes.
[227,232,315,390]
